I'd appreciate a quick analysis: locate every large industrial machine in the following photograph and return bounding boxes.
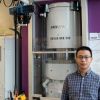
[28,0,88,100]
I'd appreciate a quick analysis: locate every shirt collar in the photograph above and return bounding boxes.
[77,68,91,76]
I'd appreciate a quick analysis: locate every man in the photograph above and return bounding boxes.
[61,46,100,100]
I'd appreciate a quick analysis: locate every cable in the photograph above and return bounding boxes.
[3,0,14,7]
[0,0,2,3]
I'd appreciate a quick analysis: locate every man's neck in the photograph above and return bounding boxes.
[78,68,91,76]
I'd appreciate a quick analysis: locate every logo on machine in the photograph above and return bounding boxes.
[50,25,65,29]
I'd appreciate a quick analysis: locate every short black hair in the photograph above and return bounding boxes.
[76,46,92,57]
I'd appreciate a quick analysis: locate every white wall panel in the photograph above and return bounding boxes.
[0,36,15,99]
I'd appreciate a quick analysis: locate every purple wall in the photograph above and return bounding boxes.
[21,26,28,96]
[88,0,100,32]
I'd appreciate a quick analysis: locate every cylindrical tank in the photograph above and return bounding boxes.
[47,2,81,48]
[42,63,77,97]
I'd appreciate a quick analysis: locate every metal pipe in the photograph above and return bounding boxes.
[14,13,22,92]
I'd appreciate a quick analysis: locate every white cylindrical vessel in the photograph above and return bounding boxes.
[47,2,81,48]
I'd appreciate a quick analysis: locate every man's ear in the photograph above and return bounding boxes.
[75,55,77,60]
[91,57,93,61]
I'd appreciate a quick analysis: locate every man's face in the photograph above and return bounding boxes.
[75,50,93,71]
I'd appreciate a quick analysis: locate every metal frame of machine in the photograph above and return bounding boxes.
[28,0,88,100]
